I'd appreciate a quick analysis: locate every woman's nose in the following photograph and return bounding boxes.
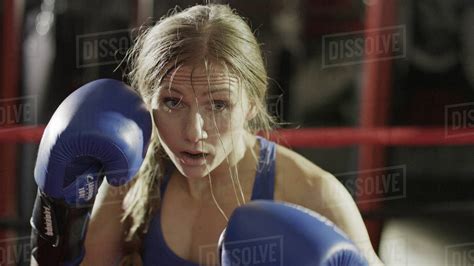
[184,110,208,143]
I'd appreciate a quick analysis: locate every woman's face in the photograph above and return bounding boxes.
[152,64,253,179]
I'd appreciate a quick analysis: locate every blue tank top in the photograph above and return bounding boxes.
[141,136,276,265]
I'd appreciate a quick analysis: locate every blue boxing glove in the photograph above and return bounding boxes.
[30,79,152,265]
[219,200,368,266]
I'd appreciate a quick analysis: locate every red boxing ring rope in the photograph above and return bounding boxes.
[271,127,474,147]
[0,126,45,143]
[1,125,473,147]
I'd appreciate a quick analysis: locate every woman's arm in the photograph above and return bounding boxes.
[305,172,385,266]
[277,148,384,266]
[82,181,129,265]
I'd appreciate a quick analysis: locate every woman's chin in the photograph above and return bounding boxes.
[176,164,212,179]
[172,154,226,179]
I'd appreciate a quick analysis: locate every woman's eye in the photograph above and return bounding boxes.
[210,100,228,112]
[163,97,183,109]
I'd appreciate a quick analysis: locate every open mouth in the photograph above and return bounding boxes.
[181,151,208,159]
[179,151,210,166]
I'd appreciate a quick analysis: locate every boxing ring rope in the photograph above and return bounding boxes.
[271,128,474,147]
[0,126,45,143]
[2,125,473,146]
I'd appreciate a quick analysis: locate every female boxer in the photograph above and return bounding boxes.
[83,4,383,265]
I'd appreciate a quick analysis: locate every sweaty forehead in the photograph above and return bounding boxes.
[161,65,239,90]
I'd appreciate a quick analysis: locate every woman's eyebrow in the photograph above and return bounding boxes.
[160,86,234,97]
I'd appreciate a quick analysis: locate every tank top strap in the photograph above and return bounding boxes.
[250,136,276,200]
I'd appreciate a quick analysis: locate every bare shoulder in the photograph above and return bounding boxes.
[274,143,356,220]
[274,143,336,206]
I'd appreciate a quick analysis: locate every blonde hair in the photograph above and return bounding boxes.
[121,4,275,262]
